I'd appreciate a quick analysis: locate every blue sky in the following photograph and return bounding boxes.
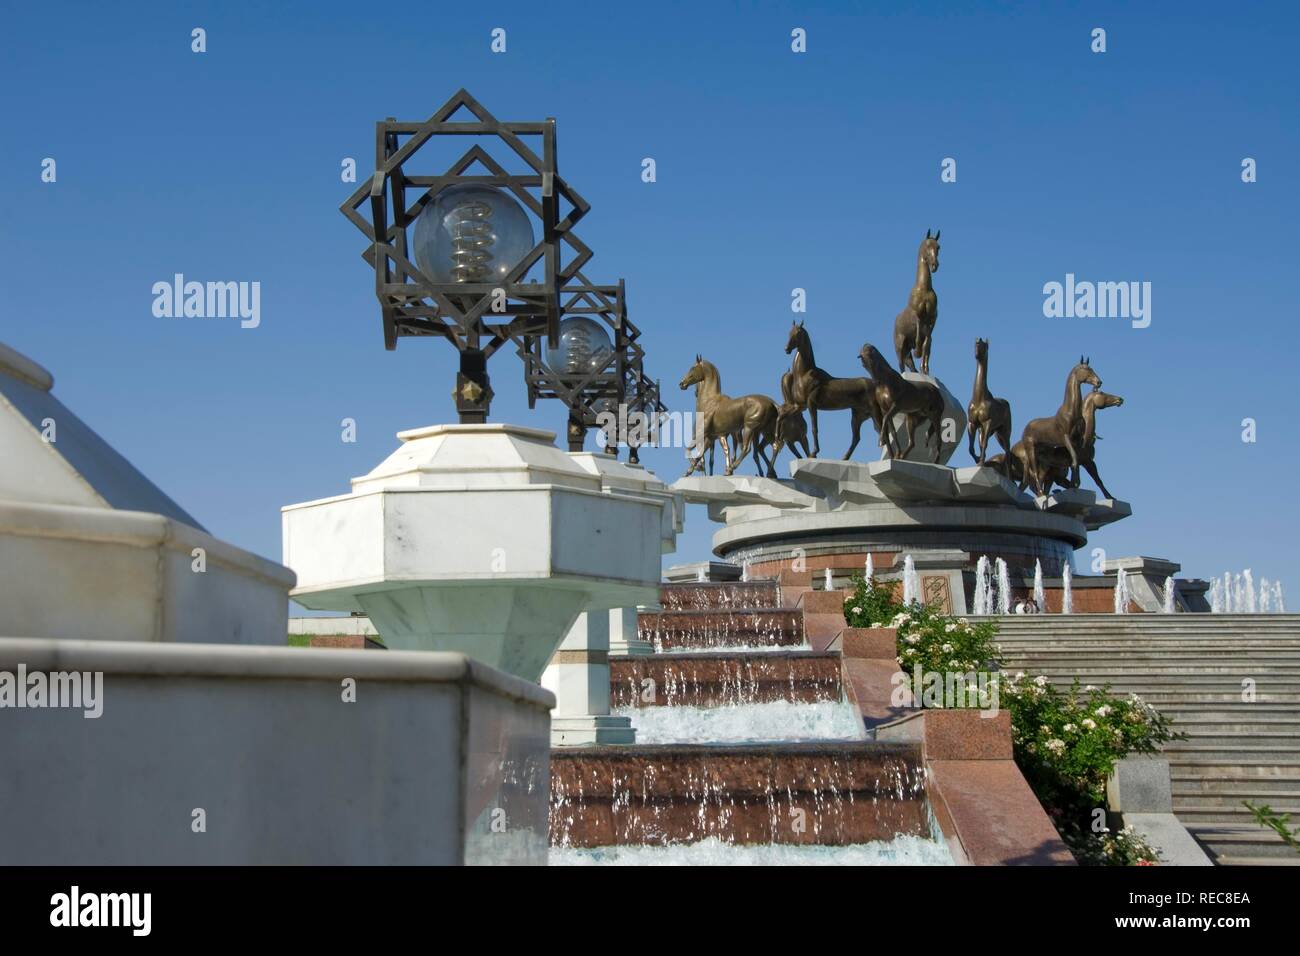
[3,1,1297,596]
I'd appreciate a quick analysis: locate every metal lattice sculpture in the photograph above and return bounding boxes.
[342,89,663,452]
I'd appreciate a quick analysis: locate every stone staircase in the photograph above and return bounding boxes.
[992,613,1300,865]
[554,579,938,850]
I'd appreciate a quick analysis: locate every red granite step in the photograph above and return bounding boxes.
[549,741,929,847]
[658,580,783,610]
[638,608,805,651]
[610,650,842,708]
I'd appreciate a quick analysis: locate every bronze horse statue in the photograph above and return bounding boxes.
[680,355,778,478]
[893,230,940,374]
[782,321,883,459]
[1035,389,1124,498]
[858,344,945,461]
[967,338,1013,475]
[769,403,811,471]
[1017,357,1102,495]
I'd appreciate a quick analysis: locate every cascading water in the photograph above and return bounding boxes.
[1243,569,1257,612]
[973,556,993,614]
[552,579,955,865]
[1062,565,1073,615]
[824,567,834,591]
[1162,576,1176,613]
[902,555,920,606]
[741,561,750,583]
[617,699,866,744]
[995,558,1011,614]
[1113,568,1130,614]
[865,554,874,585]
[697,567,708,583]
[1033,559,1046,611]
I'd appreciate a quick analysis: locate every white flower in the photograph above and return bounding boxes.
[1094,705,1112,718]
[850,607,862,615]
[1063,723,1077,733]
[1082,718,1097,730]
[941,643,953,653]
[1045,739,1065,754]
[944,622,958,633]
[1034,675,1049,687]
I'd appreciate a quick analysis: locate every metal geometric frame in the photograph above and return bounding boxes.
[341,88,666,449]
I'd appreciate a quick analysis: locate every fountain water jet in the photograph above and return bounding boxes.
[902,555,920,606]
[1162,576,1176,614]
[1062,565,1073,615]
[1113,568,1131,614]
[1032,559,1046,612]
[995,558,1011,614]
[973,556,993,614]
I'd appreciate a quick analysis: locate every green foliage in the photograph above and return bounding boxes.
[840,572,1180,865]
[1244,801,1300,854]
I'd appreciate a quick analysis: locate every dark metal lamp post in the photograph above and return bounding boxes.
[341,88,664,453]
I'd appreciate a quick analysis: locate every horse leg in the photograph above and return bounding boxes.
[1084,459,1113,500]
[844,407,864,460]
[1020,441,1037,494]
[1063,435,1080,487]
[730,428,754,477]
[932,414,944,463]
[809,406,821,458]
[978,427,990,465]
[898,414,917,459]
[995,427,1013,480]
[967,419,979,462]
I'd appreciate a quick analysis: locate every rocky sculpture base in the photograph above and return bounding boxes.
[673,458,1132,596]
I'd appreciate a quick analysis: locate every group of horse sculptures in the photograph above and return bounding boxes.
[678,230,1123,501]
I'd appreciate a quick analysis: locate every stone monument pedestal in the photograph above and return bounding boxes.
[282,425,674,682]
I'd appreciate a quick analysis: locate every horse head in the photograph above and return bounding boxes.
[858,343,887,377]
[975,337,988,362]
[679,354,705,390]
[1073,355,1102,389]
[784,320,806,355]
[1089,390,1124,411]
[922,229,941,273]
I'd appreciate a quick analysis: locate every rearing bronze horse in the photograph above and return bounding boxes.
[1017,357,1102,495]
[893,230,940,374]
[967,338,1013,476]
[782,321,882,459]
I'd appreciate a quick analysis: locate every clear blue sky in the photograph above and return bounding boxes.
[3,1,1297,596]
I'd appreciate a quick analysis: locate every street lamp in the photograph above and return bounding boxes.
[341,88,664,452]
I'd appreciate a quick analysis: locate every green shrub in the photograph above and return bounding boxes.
[840,572,1179,865]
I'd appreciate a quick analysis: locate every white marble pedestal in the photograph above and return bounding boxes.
[282,424,674,683]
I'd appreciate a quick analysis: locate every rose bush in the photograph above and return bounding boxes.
[842,572,1179,865]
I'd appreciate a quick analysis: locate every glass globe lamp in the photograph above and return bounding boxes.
[412,185,535,284]
[545,317,615,378]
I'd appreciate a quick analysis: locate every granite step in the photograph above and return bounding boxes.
[637,608,805,651]
[609,650,842,708]
[549,741,930,848]
[658,581,783,611]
